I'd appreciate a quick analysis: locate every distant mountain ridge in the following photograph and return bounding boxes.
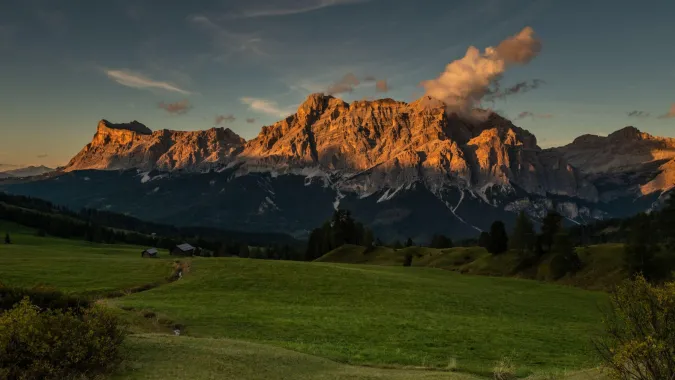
[0,165,54,179]
[4,94,674,241]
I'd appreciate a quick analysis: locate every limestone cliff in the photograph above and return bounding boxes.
[65,120,245,172]
[237,93,596,200]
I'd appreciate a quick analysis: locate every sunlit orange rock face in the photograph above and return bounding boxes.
[239,93,595,200]
[66,120,244,172]
[552,126,675,197]
[65,94,596,200]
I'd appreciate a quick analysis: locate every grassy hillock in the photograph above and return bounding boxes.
[318,244,626,290]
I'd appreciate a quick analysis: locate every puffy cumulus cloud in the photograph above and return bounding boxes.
[375,79,389,93]
[514,111,553,121]
[106,70,192,95]
[627,110,650,118]
[422,27,542,114]
[246,118,257,123]
[326,73,360,95]
[159,100,192,115]
[215,114,236,125]
[658,104,675,119]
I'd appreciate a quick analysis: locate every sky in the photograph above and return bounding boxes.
[1,0,674,168]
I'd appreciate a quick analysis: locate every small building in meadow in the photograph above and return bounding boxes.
[141,248,158,258]
[171,243,196,257]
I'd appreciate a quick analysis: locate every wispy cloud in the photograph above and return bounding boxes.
[246,118,257,123]
[658,104,675,119]
[223,0,372,18]
[241,97,295,117]
[36,154,48,159]
[326,73,360,95]
[159,100,192,115]
[627,110,650,118]
[215,114,236,125]
[189,15,266,60]
[376,79,389,93]
[485,79,545,101]
[106,69,192,95]
[514,111,553,121]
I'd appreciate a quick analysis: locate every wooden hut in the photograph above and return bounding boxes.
[171,243,196,256]
[141,248,158,258]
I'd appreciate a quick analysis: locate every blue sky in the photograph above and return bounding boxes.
[1,0,674,167]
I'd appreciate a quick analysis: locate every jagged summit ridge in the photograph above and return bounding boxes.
[65,93,596,203]
[66,121,245,172]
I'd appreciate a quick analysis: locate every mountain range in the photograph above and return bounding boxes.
[0,165,54,179]
[3,93,674,242]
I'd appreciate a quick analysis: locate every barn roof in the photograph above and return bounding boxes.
[143,248,158,254]
[175,243,195,251]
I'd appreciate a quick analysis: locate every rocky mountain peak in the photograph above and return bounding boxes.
[99,119,152,135]
[607,126,650,142]
[66,122,245,172]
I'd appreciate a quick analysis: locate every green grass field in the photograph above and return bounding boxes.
[0,221,174,295]
[318,244,626,290]
[0,223,609,379]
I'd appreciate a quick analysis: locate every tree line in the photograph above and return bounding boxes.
[0,192,301,260]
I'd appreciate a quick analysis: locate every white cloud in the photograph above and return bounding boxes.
[105,69,192,95]
[189,15,266,59]
[241,97,295,117]
[224,0,372,18]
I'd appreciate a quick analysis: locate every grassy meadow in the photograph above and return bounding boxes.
[318,244,626,290]
[0,222,611,379]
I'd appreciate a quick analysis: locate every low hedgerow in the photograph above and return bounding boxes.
[0,297,127,380]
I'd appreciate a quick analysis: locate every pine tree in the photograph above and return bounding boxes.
[541,210,563,252]
[511,211,535,253]
[430,234,453,249]
[478,231,491,248]
[405,237,414,247]
[363,228,374,247]
[238,243,250,259]
[550,232,582,278]
[403,253,413,267]
[624,213,659,280]
[487,221,508,255]
[392,240,403,250]
[4,233,10,244]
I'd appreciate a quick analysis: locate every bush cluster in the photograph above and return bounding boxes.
[0,297,126,380]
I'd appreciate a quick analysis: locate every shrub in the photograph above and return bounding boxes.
[403,253,413,267]
[492,356,517,380]
[0,285,90,313]
[595,275,675,380]
[0,297,127,380]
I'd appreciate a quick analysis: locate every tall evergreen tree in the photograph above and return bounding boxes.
[478,231,491,248]
[550,232,582,277]
[511,211,535,253]
[541,210,563,252]
[487,221,508,255]
[624,213,659,280]
[430,234,453,249]
[4,233,10,244]
[405,237,414,247]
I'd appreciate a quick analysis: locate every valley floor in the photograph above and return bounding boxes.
[0,224,610,379]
